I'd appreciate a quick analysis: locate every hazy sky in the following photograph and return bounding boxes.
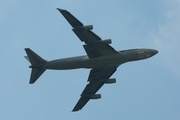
[0,0,180,120]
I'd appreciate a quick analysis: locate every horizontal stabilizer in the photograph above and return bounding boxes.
[24,48,47,67]
[29,68,45,84]
[24,48,47,84]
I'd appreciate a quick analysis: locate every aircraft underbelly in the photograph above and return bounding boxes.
[43,56,87,70]
[43,54,126,70]
[43,52,144,70]
[83,54,126,68]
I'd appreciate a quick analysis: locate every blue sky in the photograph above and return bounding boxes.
[0,0,180,120]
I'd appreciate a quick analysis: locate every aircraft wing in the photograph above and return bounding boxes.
[72,66,117,111]
[57,8,119,111]
[57,8,119,58]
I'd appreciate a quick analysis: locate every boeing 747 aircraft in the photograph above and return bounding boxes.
[24,8,158,112]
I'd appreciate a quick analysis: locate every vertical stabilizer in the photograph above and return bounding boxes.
[24,48,47,84]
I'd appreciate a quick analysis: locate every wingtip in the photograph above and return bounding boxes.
[56,8,65,11]
[24,48,29,50]
[29,81,34,84]
[72,108,80,112]
[72,110,78,112]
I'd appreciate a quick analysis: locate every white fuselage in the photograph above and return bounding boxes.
[40,48,158,70]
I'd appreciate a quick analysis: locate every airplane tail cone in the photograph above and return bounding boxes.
[24,48,47,84]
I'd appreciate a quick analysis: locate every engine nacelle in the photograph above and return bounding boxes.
[98,39,112,44]
[77,25,93,30]
[105,78,116,84]
[90,94,101,99]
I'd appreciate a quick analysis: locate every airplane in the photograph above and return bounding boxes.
[24,8,158,112]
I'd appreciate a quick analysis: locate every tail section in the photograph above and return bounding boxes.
[29,68,46,84]
[24,48,47,67]
[24,48,47,84]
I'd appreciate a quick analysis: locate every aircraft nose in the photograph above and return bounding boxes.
[152,49,158,55]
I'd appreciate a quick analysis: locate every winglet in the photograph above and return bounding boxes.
[24,56,30,62]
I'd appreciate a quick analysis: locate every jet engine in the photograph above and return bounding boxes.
[105,78,116,84]
[101,39,112,44]
[94,39,112,44]
[90,94,101,99]
[76,25,93,30]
